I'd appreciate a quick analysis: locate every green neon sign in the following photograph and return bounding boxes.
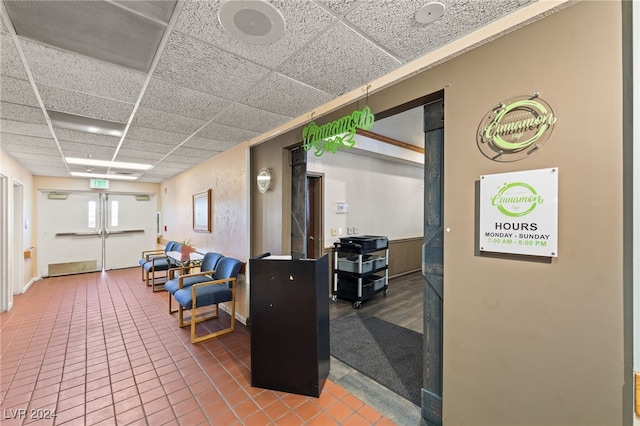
[490,182,543,217]
[302,106,375,157]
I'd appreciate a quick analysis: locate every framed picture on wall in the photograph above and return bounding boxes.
[193,189,212,233]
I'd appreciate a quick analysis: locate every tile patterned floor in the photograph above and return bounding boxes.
[0,268,398,425]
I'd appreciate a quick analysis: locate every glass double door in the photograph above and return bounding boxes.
[40,192,157,277]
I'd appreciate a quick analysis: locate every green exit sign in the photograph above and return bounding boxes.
[90,178,109,189]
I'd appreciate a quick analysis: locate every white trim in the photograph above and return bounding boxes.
[0,175,8,312]
[21,276,41,294]
[632,0,639,422]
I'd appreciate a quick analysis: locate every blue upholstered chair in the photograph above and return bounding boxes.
[164,252,224,314]
[173,256,243,343]
[139,240,177,281]
[143,242,182,290]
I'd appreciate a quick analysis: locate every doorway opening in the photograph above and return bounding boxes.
[12,181,23,295]
[0,175,8,312]
[306,174,323,259]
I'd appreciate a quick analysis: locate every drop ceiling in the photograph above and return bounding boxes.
[0,0,555,183]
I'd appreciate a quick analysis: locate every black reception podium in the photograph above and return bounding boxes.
[249,254,329,397]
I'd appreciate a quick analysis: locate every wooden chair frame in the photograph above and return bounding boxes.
[167,265,214,314]
[149,257,172,292]
[140,249,164,281]
[177,278,236,343]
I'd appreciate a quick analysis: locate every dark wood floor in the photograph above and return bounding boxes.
[329,270,425,334]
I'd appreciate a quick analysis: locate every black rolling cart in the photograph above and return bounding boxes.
[332,235,389,309]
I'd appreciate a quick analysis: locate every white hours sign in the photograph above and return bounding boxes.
[479,168,558,257]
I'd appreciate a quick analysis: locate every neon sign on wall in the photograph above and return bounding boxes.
[302,106,375,157]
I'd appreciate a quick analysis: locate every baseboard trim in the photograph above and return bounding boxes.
[22,276,41,293]
[219,303,248,325]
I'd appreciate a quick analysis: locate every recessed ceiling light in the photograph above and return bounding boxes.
[66,157,152,170]
[218,0,285,45]
[415,2,445,24]
[70,172,138,180]
[48,110,125,137]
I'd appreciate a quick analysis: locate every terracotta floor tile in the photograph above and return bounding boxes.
[114,394,142,415]
[308,412,340,426]
[357,404,383,423]
[145,406,176,425]
[115,405,145,425]
[1,268,399,425]
[295,400,323,422]
[242,409,272,426]
[139,386,165,405]
[85,406,115,426]
[263,400,289,421]
[234,398,260,418]
[54,404,85,424]
[251,389,279,409]
[326,399,354,423]
[172,396,200,417]
[274,411,305,425]
[343,393,365,411]
[177,407,207,425]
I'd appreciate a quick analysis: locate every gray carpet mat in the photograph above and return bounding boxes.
[330,312,423,406]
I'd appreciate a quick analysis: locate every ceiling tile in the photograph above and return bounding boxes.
[132,106,206,135]
[140,77,231,121]
[125,125,187,146]
[0,133,59,155]
[57,140,116,159]
[182,136,238,153]
[161,152,206,166]
[113,1,176,24]
[171,145,219,159]
[0,75,40,106]
[4,1,168,73]
[38,84,134,123]
[345,0,523,61]
[0,34,29,80]
[319,0,360,15]
[0,119,51,138]
[279,22,401,96]
[147,161,191,173]
[0,102,46,124]
[117,139,175,156]
[175,1,335,69]
[196,121,259,143]
[54,128,121,147]
[1,13,8,33]
[28,166,69,175]
[241,72,333,118]
[154,31,270,99]
[116,148,168,163]
[6,151,62,163]
[214,103,291,134]
[19,39,146,103]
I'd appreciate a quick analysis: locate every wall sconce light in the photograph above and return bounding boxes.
[257,168,272,193]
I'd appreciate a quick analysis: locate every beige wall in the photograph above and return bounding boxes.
[441,3,623,424]
[0,148,35,307]
[160,143,249,319]
[251,2,627,424]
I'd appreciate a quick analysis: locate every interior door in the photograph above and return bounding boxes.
[103,193,156,270]
[40,191,157,276]
[40,191,103,276]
